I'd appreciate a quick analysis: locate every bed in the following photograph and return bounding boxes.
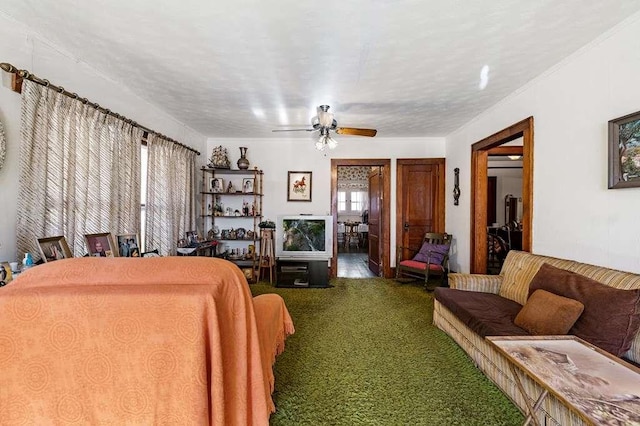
[0,257,294,425]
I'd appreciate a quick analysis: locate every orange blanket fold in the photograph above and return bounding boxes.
[0,257,293,425]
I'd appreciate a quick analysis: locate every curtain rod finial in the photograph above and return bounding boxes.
[0,63,14,73]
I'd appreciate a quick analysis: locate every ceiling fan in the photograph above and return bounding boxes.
[272,105,377,151]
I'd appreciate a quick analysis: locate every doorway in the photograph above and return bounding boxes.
[487,145,524,274]
[331,159,391,278]
[470,117,534,274]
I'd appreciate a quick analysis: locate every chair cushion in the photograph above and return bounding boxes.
[413,242,449,264]
[434,288,528,337]
[529,263,640,356]
[399,260,444,271]
[514,289,584,335]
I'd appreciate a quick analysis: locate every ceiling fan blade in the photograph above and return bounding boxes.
[271,129,315,132]
[336,127,377,137]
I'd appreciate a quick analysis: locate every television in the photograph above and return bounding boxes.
[275,215,333,260]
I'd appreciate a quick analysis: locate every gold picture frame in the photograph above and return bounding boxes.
[36,235,73,262]
[84,232,118,257]
[0,262,13,286]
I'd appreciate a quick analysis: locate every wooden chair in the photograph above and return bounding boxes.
[395,232,452,290]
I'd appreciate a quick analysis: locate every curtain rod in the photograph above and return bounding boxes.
[0,62,200,156]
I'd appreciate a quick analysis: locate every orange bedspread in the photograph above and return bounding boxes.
[0,257,294,425]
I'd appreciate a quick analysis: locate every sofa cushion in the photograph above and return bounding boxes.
[413,243,448,265]
[399,260,444,271]
[529,263,640,356]
[434,288,528,337]
[514,289,584,335]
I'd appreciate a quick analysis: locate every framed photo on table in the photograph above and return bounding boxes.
[85,232,118,257]
[608,109,640,189]
[37,235,73,262]
[116,233,140,257]
[287,171,312,202]
[186,230,198,245]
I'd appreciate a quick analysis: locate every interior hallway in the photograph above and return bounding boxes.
[337,245,376,278]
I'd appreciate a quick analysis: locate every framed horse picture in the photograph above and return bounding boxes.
[287,171,312,202]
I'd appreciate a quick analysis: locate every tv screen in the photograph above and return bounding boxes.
[276,215,333,259]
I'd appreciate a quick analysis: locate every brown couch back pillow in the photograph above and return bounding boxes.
[528,263,640,356]
[514,289,584,335]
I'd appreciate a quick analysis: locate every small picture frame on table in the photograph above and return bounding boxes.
[116,233,140,257]
[0,262,13,286]
[37,235,73,262]
[287,171,312,202]
[186,230,198,245]
[84,233,118,257]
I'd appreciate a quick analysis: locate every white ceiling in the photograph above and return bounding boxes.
[2,1,640,138]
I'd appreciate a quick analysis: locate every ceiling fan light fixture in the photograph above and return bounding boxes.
[315,140,326,151]
[318,110,334,127]
[327,136,338,149]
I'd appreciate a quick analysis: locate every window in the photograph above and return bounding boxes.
[140,144,148,251]
[337,189,368,213]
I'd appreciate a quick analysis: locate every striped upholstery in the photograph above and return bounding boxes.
[434,251,640,425]
[448,273,502,294]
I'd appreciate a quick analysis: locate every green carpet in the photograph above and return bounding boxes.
[251,278,523,425]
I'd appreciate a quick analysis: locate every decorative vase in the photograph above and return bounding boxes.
[237,147,250,170]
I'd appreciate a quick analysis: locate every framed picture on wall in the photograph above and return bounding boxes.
[37,235,73,262]
[608,109,640,189]
[287,171,312,202]
[85,233,118,257]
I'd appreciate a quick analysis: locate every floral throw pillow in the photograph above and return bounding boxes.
[412,243,449,265]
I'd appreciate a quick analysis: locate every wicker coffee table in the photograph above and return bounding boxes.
[487,336,640,426]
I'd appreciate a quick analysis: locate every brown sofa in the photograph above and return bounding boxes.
[433,250,640,425]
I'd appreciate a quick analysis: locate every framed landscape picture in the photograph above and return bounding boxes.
[287,171,312,202]
[608,109,640,189]
[37,235,73,262]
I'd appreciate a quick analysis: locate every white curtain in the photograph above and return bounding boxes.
[145,133,197,255]
[17,80,143,259]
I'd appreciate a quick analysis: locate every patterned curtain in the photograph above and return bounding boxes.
[17,80,143,259]
[145,133,197,255]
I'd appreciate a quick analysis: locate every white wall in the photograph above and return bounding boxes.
[446,11,640,274]
[0,12,207,262]
[207,137,446,265]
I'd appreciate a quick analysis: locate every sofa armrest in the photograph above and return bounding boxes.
[448,273,503,294]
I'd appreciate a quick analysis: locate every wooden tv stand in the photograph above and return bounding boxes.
[276,258,329,288]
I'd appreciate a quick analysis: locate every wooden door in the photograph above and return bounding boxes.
[396,159,445,260]
[368,167,382,276]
